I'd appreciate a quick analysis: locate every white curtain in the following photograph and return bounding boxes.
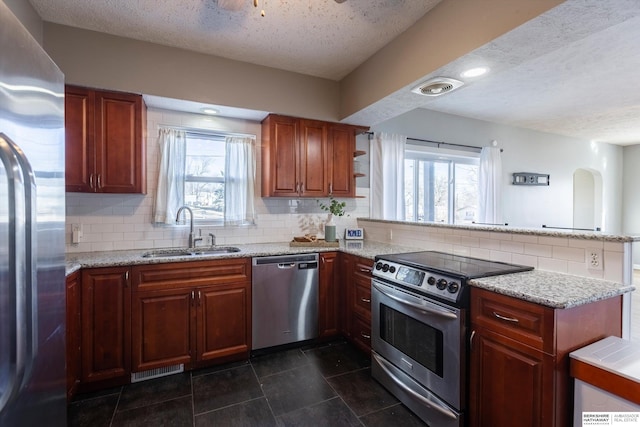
[370,132,406,220]
[154,128,186,224]
[224,136,256,225]
[478,146,502,224]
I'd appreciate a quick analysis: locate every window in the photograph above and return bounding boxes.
[184,133,226,222]
[404,150,479,224]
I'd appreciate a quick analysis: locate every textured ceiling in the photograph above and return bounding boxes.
[344,0,640,145]
[28,0,440,81]
[29,0,640,145]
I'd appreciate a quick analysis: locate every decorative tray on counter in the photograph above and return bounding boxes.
[289,235,339,247]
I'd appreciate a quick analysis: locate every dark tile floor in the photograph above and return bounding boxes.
[67,339,427,426]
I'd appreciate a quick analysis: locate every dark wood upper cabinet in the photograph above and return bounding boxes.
[261,114,367,198]
[65,85,146,194]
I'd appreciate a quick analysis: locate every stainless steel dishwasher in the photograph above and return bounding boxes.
[252,253,319,350]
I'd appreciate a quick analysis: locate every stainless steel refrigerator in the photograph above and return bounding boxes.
[0,2,67,426]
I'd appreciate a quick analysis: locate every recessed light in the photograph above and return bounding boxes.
[201,108,218,115]
[460,67,489,78]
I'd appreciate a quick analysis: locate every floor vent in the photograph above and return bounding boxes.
[131,364,184,383]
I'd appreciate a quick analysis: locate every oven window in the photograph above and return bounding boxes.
[380,303,444,377]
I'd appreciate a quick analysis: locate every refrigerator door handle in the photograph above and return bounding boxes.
[5,135,38,377]
[0,134,28,412]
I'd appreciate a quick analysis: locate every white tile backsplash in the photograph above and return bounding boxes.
[357,219,629,283]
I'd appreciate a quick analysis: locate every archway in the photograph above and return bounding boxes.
[573,168,603,231]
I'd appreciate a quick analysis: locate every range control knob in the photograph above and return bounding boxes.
[436,279,448,290]
[389,266,396,273]
[375,262,383,270]
[447,282,460,294]
[427,276,436,286]
[381,264,390,272]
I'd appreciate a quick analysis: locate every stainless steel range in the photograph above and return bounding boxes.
[370,251,533,427]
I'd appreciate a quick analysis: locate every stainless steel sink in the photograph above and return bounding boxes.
[191,247,241,255]
[141,247,241,258]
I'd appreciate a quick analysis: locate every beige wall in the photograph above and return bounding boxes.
[3,0,43,44]
[43,23,341,122]
[41,0,564,124]
[339,0,564,119]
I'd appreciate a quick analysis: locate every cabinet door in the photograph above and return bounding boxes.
[132,289,194,372]
[94,90,146,194]
[81,267,131,384]
[66,271,81,399]
[196,283,250,363]
[65,86,95,192]
[262,115,300,196]
[299,119,327,196]
[319,252,339,338]
[327,125,355,197]
[469,328,553,427]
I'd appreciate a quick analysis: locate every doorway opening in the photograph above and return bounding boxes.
[573,168,603,231]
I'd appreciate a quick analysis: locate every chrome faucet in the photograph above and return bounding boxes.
[176,206,202,249]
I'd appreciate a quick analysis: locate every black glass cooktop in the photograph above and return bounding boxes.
[376,251,533,279]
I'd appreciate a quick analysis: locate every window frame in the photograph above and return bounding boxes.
[404,146,479,225]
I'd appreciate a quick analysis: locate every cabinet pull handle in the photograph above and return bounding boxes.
[493,311,519,323]
[360,297,371,303]
[470,330,476,351]
[191,290,195,300]
[361,332,371,340]
[359,267,372,274]
[89,173,94,189]
[329,183,333,195]
[125,271,129,283]
[97,174,102,189]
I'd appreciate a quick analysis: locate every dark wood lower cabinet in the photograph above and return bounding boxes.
[198,285,250,363]
[133,288,193,372]
[318,252,340,338]
[131,259,251,372]
[66,271,81,400]
[469,287,623,427]
[80,267,131,388]
[341,253,373,353]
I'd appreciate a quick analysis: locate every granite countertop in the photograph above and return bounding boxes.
[65,240,418,276]
[469,270,635,309]
[67,241,635,310]
[358,218,640,243]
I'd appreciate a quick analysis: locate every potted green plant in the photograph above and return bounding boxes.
[318,196,347,242]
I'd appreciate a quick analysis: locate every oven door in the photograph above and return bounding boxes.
[371,278,465,412]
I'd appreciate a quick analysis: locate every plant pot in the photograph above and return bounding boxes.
[325,213,337,242]
[324,224,337,242]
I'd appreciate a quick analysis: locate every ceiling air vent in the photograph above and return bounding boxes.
[411,77,464,97]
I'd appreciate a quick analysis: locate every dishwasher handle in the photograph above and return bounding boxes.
[278,263,296,269]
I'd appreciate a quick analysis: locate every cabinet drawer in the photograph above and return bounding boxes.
[353,258,373,285]
[133,258,251,292]
[351,313,372,353]
[352,282,371,320]
[471,288,554,353]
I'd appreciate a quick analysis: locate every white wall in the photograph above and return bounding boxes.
[623,145,640,266]
[65,108,369,253]
[372,108,624,233]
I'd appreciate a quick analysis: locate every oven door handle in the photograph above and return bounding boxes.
[372,282,458,320]
[373,352,458,421]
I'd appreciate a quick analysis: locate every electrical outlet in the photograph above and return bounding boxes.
[71,223,83,244]
[587,248,603,271]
